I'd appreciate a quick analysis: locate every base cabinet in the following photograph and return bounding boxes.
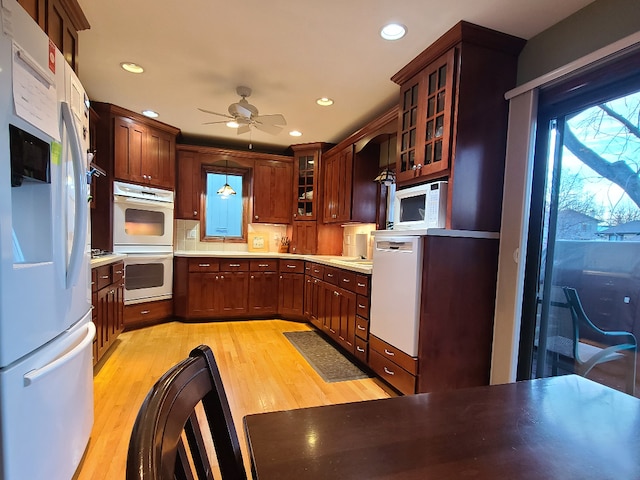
[278,260,305,318]
[92,261,124,366]
[248,260,279,316]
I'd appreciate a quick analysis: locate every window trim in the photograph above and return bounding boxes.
[200,164,250,243]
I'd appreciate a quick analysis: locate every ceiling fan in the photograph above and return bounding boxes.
[198,86,287,135]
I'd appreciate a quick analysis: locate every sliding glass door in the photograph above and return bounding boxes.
[520,83,640,396]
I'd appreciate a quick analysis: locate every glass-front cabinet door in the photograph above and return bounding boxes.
[292,148,319,221]
[396,49,455,184]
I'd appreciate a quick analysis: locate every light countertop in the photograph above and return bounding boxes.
[90,253,127,268]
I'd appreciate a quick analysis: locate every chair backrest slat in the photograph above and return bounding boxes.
[126,345,247,480]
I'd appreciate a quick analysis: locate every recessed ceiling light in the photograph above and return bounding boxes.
[380,23,407,41]
[316,97,334,106]
[142,110,158,118]
[120,62,144,74]
[289,130,303,137]
[227,121,240,128]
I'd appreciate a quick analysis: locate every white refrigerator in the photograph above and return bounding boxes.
[0,1,95,479]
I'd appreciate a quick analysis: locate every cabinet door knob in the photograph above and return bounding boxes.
[193,211,198,216]
[254,215,259,220]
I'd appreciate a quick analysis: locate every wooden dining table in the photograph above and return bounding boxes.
[243,375,640,479]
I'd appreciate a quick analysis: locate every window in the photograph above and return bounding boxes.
[519,53,640,396]
[202,166,249,242]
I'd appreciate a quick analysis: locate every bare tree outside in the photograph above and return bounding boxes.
[561,92,640,228]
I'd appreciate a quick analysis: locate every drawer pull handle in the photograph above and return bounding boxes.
[357,282,366,287]
[286,264,296,269]
[198,263,210,267]
[384,349,395,357]
[358,304,366,309]
[115,270,123,274]
[229,263,241,267]
[357,346,365,353]
[100,275,110,279]
[314,269,320,273]
[258,264,269,267]
[357,324,366,331]
[342,278,350,283]
[383,367,395,376]
[327,273,334,277]
[140,310,150,315]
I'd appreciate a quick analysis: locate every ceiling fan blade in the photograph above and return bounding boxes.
[253,122,283,135]
[202,120,230,125]
[198,107,233,119]
[254,114,287,126]
[237,124,251,135]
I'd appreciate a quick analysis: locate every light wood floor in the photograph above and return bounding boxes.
[74,319,393,479]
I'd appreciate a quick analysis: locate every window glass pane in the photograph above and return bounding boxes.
[438,65,447,89]
[205,172,243,238]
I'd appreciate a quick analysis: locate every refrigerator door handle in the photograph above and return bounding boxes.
[61,101,88,289]
[23,322,96,386]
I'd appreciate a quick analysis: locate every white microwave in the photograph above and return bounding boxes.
[392,181,448,230]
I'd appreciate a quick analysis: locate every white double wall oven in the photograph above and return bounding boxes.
[113,181,174,305]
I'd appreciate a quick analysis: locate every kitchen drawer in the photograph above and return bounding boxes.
[369,348,416,395]
[250,259,278,272]
[369,335,418,375]
[355,275,370,296]
[355,316,369,340]
[323,266,339,285]
[338,269,356,291]
[356,295,370,319]
[124,299,173,330]
[309,263,324,279]
[95,265,112,290]
[354,336,368,364]
[220,259,249,271]
[188,258,220,273]
[111,261,124,283]
[279,259,304,274]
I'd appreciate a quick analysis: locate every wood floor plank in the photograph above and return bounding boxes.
[74,319,393,479]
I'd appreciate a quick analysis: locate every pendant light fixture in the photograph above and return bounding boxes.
[374,134,396,186]
[217,159,236,197]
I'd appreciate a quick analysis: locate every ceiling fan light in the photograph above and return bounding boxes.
[226,120,240,128]
[217,183,237,197]
[289,130,303,137]
[380,23,407,41]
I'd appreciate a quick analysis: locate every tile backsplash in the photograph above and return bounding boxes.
[175,220,376,257]
[342,223,376,259]
[175,220,288,252]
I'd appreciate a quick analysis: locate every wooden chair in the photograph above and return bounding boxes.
[546,287,637,395]
[126,345,247,480]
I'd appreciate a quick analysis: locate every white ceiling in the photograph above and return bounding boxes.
[76,0,595,151]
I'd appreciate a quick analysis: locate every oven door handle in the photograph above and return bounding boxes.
[125,254,173,262]
[114,195,174,208]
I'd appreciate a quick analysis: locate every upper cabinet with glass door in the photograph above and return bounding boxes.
[392,21,525,231]
[397,50,454,183]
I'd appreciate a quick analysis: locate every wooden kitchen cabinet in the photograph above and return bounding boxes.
[322,142,379,224]
[248,260,279,316]
[218,260,250,316]
[92,261,124,366]
[113,115,176,189]
[123,299,173,331]
[175,149,201,220]
[391,21,525,232]
[278,259,305,318]
[253,159,293,224]
[17,0,89,72]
